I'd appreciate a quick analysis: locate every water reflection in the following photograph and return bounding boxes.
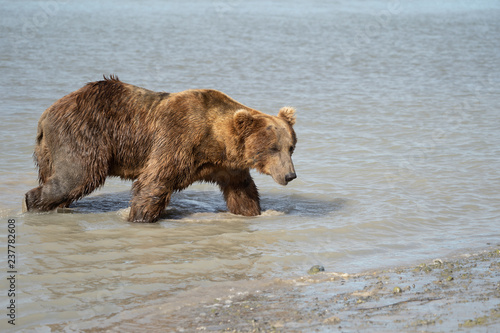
[43,188,347,219]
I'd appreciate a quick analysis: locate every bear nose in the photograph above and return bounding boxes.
[285,172,297,182]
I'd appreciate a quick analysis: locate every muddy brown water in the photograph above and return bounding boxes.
[1,0,499,331]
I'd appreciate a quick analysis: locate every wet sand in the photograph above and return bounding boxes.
[131,247,500,332]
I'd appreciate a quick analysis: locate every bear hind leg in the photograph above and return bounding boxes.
[24,158,106,212]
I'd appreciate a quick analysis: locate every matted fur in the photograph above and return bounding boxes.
[25,76,297,222]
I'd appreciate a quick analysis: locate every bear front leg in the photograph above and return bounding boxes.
[129,182,172,223]
[217,169,261,216]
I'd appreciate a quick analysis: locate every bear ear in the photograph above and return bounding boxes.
[234,109,254,134]
[278,106,296,126]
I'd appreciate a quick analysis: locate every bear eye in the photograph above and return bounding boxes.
[270,146,280,153]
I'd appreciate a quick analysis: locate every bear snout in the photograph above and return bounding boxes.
[285,172,297,183]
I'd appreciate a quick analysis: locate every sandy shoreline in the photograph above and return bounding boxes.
[135,247,500,332]
[44,246,500,332]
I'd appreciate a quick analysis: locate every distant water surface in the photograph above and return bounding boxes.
[0,0,499,331]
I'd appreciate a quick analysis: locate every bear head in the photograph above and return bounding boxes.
[234,107,297,185]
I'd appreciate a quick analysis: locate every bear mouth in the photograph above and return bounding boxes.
[274,178,289,186]
[272,172,296,186]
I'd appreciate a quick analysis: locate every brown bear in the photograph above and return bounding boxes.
[24,76,297,222]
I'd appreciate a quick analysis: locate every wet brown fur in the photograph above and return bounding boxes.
[25,76,297,222]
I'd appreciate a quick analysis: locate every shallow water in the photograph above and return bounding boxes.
[1,0,500,331]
